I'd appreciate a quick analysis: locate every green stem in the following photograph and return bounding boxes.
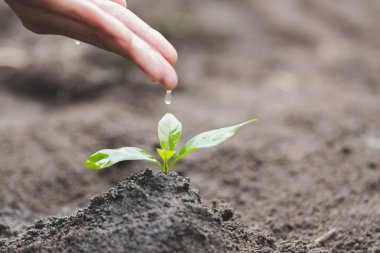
[163,159,168,174]
[162,153,169,174]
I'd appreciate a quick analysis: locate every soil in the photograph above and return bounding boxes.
[0,0,380,252]
[1,170,327,253]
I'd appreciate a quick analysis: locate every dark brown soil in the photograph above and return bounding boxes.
[0,0,380,252]
[2,170,327,253]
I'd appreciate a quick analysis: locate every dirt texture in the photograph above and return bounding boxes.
[0,0,380,252]
[1,170,326,253]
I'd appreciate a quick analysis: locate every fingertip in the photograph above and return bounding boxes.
[168,47,178,65]
[114,28,178,90]
[161,66,178,90]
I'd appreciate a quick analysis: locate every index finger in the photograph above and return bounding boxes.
[39,0,132,43]
[91,0,178,64]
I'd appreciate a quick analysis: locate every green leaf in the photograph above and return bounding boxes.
[157,148,176,174]
[158,113,182,151]
[156,149,176,162]
[84,147,160,170]
[171,119,257,166]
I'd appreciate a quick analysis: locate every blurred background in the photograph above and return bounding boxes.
[0,0,379,250]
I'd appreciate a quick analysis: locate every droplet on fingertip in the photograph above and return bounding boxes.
[74,40,81,45]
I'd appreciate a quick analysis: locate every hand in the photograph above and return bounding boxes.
[4,0,178,90]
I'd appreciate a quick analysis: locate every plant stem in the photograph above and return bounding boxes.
[163,158,168,174]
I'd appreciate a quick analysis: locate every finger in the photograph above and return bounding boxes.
[38,0,133,46]
[11,4,116,51]
[109,0,127,8]
[18,4,178,89]
[128,35,178,89]
[90,0,178,64]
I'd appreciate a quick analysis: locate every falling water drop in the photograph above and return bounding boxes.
[164,90,172,105]
[74,40,81,45]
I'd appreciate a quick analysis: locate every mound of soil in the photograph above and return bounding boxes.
[0,170,326,253]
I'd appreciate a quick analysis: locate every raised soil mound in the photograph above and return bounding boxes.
[1,170,326,253]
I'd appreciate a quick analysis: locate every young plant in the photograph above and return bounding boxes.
[85,113,257,174]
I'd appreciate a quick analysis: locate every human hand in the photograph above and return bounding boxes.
[4,0,178,90]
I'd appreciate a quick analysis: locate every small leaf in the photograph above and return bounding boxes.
[172,119,257,165]
[85,147,160,170]
[158,113,182,151]
[156,149,176,162]
[157,149,176,174]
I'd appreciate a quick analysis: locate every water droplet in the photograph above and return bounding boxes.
[164,90,172,105]
[74,40,81,45]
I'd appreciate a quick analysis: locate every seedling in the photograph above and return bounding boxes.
[85,113,256,174]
